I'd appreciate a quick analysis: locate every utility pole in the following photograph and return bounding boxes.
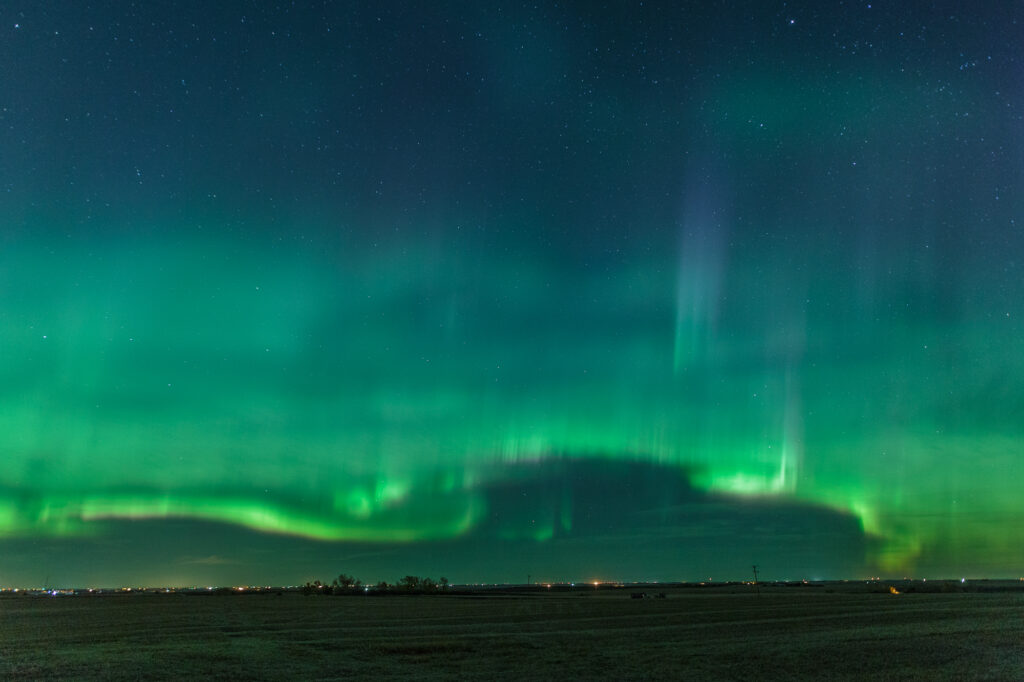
[752,565,760,597]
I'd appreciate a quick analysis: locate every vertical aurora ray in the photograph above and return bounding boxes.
[674,167,730,374]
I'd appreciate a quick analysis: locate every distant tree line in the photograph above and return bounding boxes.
[302,574,449,595]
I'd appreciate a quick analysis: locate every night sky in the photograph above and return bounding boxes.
[1,1,1022,588]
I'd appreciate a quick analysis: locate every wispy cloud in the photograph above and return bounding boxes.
[177,554,238,566]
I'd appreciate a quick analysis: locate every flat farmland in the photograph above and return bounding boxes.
[2,588,1023,680]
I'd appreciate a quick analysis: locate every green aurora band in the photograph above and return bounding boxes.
[2,2,1022,581]
[3,219,1022,575]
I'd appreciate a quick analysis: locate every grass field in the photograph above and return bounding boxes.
[2,586,1023,680]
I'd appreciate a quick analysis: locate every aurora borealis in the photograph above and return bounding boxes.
[1,1,1022,587]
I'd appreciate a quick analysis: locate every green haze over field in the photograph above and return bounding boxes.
[1,1,1021,584]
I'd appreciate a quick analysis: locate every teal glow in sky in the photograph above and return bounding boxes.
[1,1,1022,586]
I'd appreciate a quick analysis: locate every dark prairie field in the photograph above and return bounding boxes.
[1,589,1023,680]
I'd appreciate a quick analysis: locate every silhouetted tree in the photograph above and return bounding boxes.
[439,577,449,591]
[303,580,330,596]
[398,575,421,591]
[335,574,359,589]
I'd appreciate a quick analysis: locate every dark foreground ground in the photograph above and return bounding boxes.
[2,586,1023,680]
